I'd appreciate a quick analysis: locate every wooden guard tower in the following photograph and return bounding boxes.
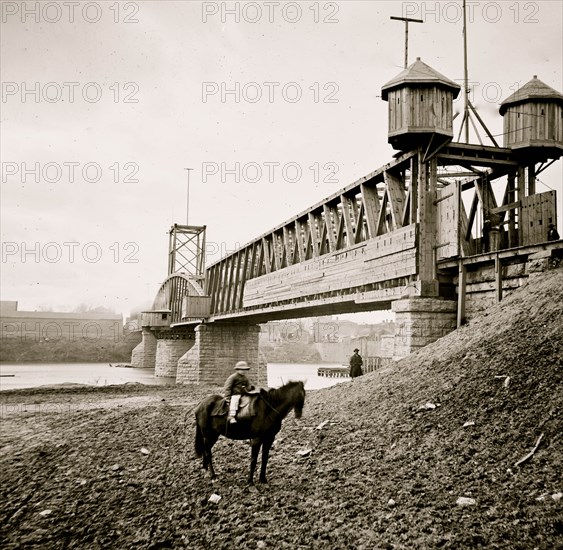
[380,58,464,298]
[381,57,461,152]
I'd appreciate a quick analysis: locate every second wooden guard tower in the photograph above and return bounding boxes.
[500,75,563,160]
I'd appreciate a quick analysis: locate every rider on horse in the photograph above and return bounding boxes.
[224,361,255,423]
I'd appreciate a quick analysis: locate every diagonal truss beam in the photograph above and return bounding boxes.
[205,143,524,315]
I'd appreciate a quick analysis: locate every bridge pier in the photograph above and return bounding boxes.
[131,328,157,369]
[177,323,260,385]
[392,298,457,360]
[154,331,195,378]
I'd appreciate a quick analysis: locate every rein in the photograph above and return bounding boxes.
[259,392,284,418]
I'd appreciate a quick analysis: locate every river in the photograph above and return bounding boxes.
[0,362,349,392]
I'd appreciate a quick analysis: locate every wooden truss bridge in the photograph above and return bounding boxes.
[134,60,562,383]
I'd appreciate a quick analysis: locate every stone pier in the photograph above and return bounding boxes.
[131,329,157,369]
[154,331,195,378]
[392,298,457,360]
[177,323,260,385]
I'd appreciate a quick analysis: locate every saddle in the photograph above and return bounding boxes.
[211,392,259,420]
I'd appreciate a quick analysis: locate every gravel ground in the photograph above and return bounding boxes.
[1,269,562,549]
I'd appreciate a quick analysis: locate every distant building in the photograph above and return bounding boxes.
[0,301,123,343]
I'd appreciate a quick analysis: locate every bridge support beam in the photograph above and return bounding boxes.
[392,298,457,359]
[155,331,195,378]
[131,328,157,369]
[177,323,260,385]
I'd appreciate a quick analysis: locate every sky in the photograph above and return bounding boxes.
[1,0,562,321]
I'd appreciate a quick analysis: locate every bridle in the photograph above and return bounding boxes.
[260,387,304,419]
[259,392,284,418]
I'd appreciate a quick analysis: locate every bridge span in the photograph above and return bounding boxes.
[131,61,563,386]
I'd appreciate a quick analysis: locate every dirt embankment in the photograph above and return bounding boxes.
[1,269,562,549]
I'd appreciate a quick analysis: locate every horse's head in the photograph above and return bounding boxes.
[292,381,306,419]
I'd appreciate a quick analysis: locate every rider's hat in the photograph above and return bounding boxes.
[234,361,250,370]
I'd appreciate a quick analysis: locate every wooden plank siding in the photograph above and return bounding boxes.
[503,102,563,150]
[435,184,459,261]
[243,225,417,308]
[520,191,557,245]
[387,87,454,138]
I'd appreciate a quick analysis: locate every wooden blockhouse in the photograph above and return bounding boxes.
[499,76,563,161]
[381,57,461,152]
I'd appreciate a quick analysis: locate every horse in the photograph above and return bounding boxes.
[194,380,306,485]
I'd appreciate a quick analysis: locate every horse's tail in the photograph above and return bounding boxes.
[194,398,211,457]
[194,423,204,458]
[195,395,222,456]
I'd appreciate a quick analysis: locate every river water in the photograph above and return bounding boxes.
[0,362,349,392]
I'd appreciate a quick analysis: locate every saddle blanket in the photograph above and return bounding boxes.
[211,393,259,420]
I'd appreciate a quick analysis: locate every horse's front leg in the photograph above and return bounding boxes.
[248,438,261,485]
[259,437,274,484]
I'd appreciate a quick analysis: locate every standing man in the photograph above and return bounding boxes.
[223,361,255,423]
[349,348,364,378]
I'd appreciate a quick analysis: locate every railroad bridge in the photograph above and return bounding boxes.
[132,60,563,385]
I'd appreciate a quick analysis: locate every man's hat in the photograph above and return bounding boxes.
[234,361,250,370]
[549,223,555,228]
[353,348,360,353]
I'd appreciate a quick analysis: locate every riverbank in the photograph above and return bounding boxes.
[1,269,561,549]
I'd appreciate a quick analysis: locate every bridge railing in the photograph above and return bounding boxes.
[317,356,393,378]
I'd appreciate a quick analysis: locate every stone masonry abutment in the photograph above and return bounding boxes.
[154,331,195,378]
[131,328,157,369]
[391,298,457,360]
[177,323,260,385]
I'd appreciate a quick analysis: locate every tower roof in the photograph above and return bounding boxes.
[499,76,563,115]
[381,57,461,101]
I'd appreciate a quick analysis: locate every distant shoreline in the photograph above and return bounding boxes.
[0,359,338,365]
[1,360,124,365]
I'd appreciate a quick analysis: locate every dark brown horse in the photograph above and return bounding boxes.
[194,380,306,484]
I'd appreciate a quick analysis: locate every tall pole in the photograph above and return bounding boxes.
[404,21,408,68]
[184,167,193,225]
[390,16,424,68]
[462,0,470,143]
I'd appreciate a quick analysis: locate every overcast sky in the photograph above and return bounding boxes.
[1,0,562,320]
